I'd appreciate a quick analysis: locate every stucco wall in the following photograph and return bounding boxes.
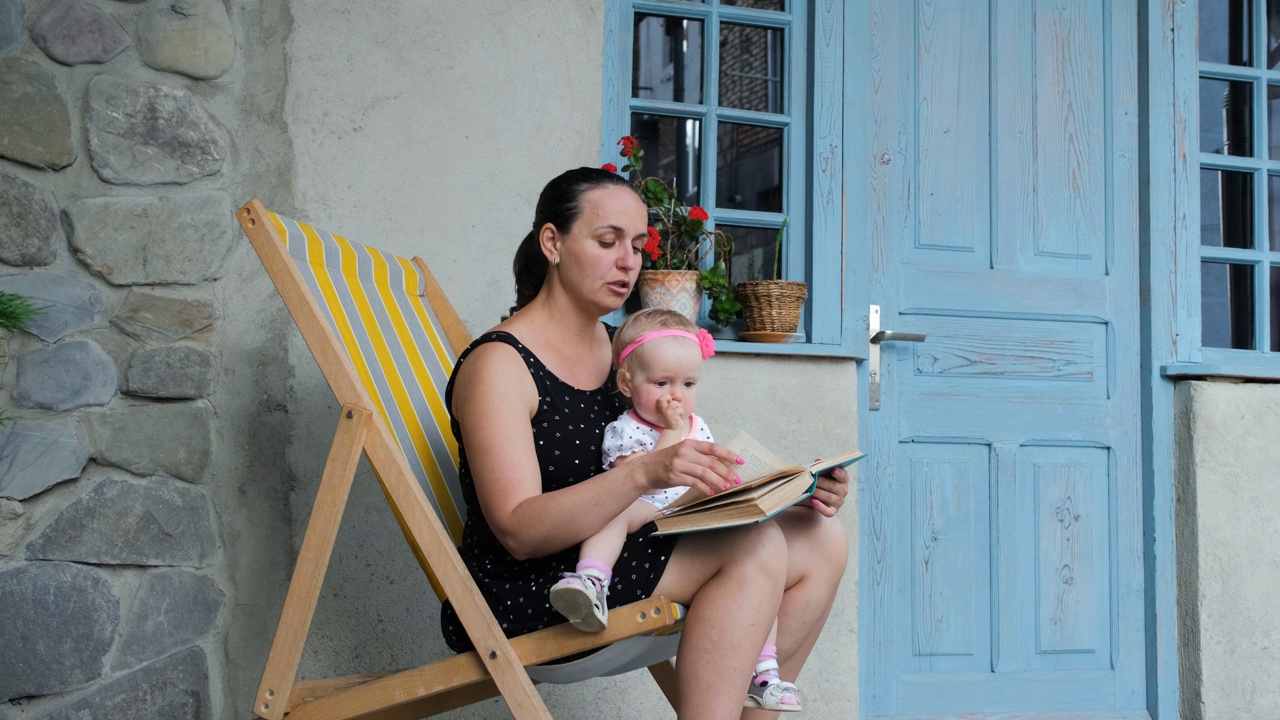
[278,1,861,718]
[1175,381,1280,719]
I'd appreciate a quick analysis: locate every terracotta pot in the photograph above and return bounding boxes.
[637,270,702,323]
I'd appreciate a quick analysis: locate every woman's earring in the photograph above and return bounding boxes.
[551,255,560,266]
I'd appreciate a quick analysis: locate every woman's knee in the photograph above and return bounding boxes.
[779,511,849,586]
[737,519,788,567]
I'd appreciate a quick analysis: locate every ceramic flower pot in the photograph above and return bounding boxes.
[637,270,702,323]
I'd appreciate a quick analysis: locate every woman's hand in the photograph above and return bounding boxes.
[640,439,741,498]
[809,464,850,517]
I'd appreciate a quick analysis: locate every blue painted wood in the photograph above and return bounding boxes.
[860,0,1149,716]
[906,444,990,666]
[1137,4,1198,717]
[803,0,844,343]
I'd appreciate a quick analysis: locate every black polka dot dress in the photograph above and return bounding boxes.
[439,329,678,653]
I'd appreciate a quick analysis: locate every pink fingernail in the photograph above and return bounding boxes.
[735,456,745,465]
[734,475,742,485]
[811,499,822,508]
[723,482,731,490]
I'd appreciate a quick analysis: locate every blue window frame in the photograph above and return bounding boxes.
[1191,0,1280,376]
[602,0,853,356]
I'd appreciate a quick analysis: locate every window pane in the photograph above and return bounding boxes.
[1202,262,1256,349]
[1269,175,1280,251]
[1200,168,1254,248]
[1270,84,1280,158]
[721,0,786,12]
[718,23,784,113]
[633,15,704,104]
[716,123,783,212]
[1273,266,1280,351]
[717,224,783,285]
[631,113,703,205]
[1198,0,1251,66]
[1199,78,1252,156]
[1271,4,1280,69]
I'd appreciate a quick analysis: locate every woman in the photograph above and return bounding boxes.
[440,167,849,719]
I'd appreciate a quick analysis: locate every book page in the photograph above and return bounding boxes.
[658,431,801,516]
[730,432,800,483]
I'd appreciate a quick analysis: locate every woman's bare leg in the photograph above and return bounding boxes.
[655,521,788,720]
[740,509,849,719]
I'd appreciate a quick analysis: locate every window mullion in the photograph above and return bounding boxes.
[704,8,720,235]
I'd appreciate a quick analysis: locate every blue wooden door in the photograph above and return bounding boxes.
[859,1,1148,717]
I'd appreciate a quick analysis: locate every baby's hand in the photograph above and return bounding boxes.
[656,395,688,432]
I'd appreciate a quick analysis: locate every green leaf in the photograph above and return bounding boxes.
[0,292,41,333]
[640,177,672,206]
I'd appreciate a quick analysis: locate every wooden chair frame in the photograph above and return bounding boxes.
[236,200,680,719]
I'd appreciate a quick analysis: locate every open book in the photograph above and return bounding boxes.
[652,432,864,535]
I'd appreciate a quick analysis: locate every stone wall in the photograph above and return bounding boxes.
[0,1,295,718]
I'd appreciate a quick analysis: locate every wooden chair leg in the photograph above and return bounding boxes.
[253,406,371,720]
[648,659,680,710]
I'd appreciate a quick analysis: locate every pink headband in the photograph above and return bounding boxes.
[618,328,716,365]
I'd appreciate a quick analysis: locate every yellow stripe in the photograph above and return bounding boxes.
[358,242,464,541]
[270,215,455,599]
[326,233,454,599]
[395,256,461,461]
[296,223,394,434]
[268,212,290,248]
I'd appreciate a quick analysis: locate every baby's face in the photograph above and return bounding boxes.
[623,336,703,429]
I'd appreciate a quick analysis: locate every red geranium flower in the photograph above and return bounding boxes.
[618,135,638,157]
[644,226,662,260]
[601,162,618,172]
[687,206,709,222]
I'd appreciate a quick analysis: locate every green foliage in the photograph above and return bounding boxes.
[700,260,741,327]
[772,217,789,281]
[0,292,41,332]
[0,292,41,427]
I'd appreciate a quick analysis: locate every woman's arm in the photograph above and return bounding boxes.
[452,342,739,560]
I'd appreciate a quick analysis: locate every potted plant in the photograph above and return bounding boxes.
[612,137,740,327]
[736,219,807,339]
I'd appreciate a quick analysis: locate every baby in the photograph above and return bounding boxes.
[549,308,803,712]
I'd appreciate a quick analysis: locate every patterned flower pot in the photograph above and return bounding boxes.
[637,270,702,323]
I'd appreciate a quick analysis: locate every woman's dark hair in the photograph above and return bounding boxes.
[507,167,635,318]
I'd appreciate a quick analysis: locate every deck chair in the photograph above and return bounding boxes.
[236,200,684,719]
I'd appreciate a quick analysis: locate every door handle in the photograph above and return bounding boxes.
[868,305,925,411]
[870,330,927,344]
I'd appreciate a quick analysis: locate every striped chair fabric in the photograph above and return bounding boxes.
[260,209,683,687]
[267,211,466,597]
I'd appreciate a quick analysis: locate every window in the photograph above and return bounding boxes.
[602,0,851,354]
[1197,0,1280,360]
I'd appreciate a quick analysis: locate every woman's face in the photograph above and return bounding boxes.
[553,185,648,314]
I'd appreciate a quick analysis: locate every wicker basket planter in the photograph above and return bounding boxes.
[736,280,808,334]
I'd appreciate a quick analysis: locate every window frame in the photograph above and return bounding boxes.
[601,0,857,357]
[1170,0,1280,378]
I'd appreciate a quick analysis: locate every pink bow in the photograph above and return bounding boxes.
[696,328,716,359]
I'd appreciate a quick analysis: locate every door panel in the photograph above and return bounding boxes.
[860,0,1146,717]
